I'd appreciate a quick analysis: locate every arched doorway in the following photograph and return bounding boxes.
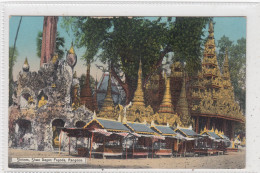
[52,119,65,148]
[16,119,32,146]
[75,121,86,128]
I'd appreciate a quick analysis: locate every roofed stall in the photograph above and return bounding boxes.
[124,122,164,158]
[174,127,198,156]
[84,118,130,159]
[150,124,177,157]
[199,128,227,155]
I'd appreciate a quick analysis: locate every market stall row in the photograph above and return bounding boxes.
[60,118,231,159]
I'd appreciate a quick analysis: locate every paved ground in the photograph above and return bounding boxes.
[8,148,245,169]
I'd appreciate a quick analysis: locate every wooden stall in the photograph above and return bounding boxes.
[198,129,227,155]
[124,122,164,158]
[150,125,177,157]
[83,118,130,159]
[174,127,199,157]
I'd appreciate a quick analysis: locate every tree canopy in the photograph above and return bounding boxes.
[62,17,211,103]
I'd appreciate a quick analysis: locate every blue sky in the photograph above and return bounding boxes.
[9,16,246,81]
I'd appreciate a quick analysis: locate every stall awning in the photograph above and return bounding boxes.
[114,132,129,137]
[90,128,112,136]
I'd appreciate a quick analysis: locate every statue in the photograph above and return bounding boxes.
[27,96,34,105]
[38,96,47,108]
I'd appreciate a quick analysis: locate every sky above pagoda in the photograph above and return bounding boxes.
[9,16,246,81]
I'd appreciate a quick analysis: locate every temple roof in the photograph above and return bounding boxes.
[152,125,177,135]
[85,118,129,132]
[125,122,154,134]
[175,128,198,137]
[202,131,222,140]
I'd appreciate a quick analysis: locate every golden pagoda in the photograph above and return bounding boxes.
[126,60,154,123]
[98,68,116,119]
[132,60,145,107]
[154,73,181,126]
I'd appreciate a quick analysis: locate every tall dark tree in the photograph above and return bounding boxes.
[217,35,233,69]
[62,17,210,103]
[9,47,18,106]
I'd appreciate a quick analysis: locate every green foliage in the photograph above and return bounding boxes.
[61,17,111,62]
[217,36,246,113]
[36,31,65,59]
[62,17,210,101]
[170,17,211,75]
[9,46,18,106]
[217,35,233,68]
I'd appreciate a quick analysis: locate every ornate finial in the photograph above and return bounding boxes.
[151,120,155,127]
[122,116,127,124]
[204,126,207,132]
[224,48,229,66]
[23,57,30,72]
[93,111,97,119]
[210,127,214,132]
[208,20,214,33]
[68,41,75,54]
[118,114,122,122]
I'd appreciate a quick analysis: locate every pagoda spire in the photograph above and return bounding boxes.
[132,60,145,107]
[176,73,192,127]
[80,62,95,111]
[223,48,231,80]
[98,67,115,119]
[158,72,174,114]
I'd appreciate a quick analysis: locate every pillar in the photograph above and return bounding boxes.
[206,117,210,130]
[222,119,227,135]
[196,116,199,133]
[230,121,235,140]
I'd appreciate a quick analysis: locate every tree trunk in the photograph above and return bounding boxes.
[110,66,132,105]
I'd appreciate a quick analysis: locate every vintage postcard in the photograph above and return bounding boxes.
[1,1,260,172]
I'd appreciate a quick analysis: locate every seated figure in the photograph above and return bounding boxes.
[38,96,47,108]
